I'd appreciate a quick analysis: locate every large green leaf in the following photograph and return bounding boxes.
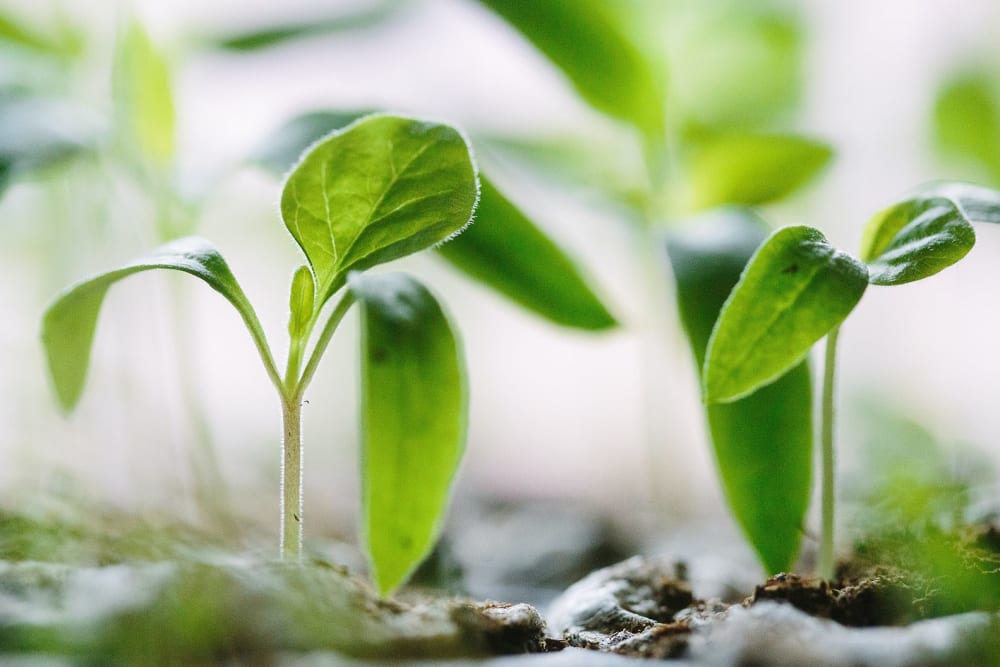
[438,178,616,330]
[351,272,466,596]
[682,133,832,211]
[113,20,175,166]
[667,209,811,574]
[477,0,665,140]
[42,237,274,411]
[860,187,979,286]
[932,70,1000,184]
[704,226,868,404]
[280,114,478,307]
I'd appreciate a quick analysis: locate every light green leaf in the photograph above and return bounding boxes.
[667,209,811,574]
[42,237,275,412]
[280,114,478,306]
[932,70,1000,184]
[287,265,315,339]
[478,0,665,140]
[682,133,832,211]
[860,187,978,286]
[437,177,616,330]
[114,20,175,165]
[704,226,868,404]
[351,272,466,596]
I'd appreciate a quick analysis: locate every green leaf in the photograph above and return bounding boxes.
[859,187,978,286]
[113,20,175,165]
[251,110,372,174]
[682,133,832,211]
[704,226,868,404]
[667,209,811,574]
[478,0,665,140]
[351,272,466,596]
[280,114,479,306]
[287,265,315,339]
[42,237,274,412]
[926,181,1000,225]
[437,177,616,330]
[932,70,1000,184]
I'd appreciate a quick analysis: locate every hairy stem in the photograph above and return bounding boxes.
[819,325,840,581]
[280,396,303,559]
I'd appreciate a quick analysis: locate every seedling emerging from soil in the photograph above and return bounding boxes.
[703,182,1000,580]
[41,114,479,595]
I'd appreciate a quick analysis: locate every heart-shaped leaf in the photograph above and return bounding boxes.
[280,114,478,306]
[42,237,275,411]
[668,209,812,574]
[704,226,868,404]
[350,272,466,596]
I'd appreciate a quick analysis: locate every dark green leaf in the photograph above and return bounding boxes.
[351,272,466,596]
[478,0,665,140]
[860,187,978,286]
[251,110,372,174]
[704,226,868,403]
[280,114,478,306]
[42,237,272,412]
[287,265,315,339]
[113,20,175,165]
[682,133,832,211]
[667,209,811,574]
[438,177,616,330]
[932,70,1000,184]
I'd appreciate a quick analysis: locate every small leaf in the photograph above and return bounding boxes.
[478,0,665,140]
[860,188,978,286]
[42,237,271,411]
[704,226,868,404]
[280,114,478,306]
[932,70,1000,184]
[351,272,466,596]
[113,20,175,165]
[682,133,832,211]
[437,177,616,330]
[287,265,315,339]
[667,209,811,574]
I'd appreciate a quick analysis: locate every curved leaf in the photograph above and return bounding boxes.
[926,181,1000,225]
[682,133,832,211]
[704,226,868,404]
[438,177,616,330]
[350,272,466,596]
[667,209,811,574]
[478,0,665,140]
[860,187,979,286]
[280,114,478,306]
[42,237,274,411]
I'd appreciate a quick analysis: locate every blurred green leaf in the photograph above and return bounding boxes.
[667,209,811,574]
[113,20,175,166]
[704,226,868,403]
[0,10,81,58]
[351,272,466,596]
[932,70,1000,185]
[279,114,479,306]
[251,109,373,173]
[682,133,832,211]
[41,237,271,412]
[438,177,616,330]
[478,0,665,140]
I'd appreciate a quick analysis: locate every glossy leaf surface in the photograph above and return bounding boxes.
[667,209,811,574]
[683,133,832,211]
[704,226,868,403]
[437,177,616,330]
[351,272,466,596]
[42,237,269,411]
[280,114,478,306]
[478,0,664,140]
[860,187,979,285]
[928,181,1000,225]
[113,20,175,165]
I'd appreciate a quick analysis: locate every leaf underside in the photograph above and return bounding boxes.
[704,225,868,404]
[667,208,811,574]
[351,272,466,596]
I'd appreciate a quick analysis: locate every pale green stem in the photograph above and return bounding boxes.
[280,396,303,559]
[819,325,841,581]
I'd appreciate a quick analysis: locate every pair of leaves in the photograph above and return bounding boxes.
[704,182,1000,405]
[43,115,477,596]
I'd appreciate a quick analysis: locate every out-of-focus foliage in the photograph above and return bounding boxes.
[932,69,1000,186]
[113,20,175,168]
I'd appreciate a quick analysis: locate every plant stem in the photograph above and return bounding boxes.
[819,325,841,581]
[280,396,303,560]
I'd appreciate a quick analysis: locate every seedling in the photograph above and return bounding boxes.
[703,181,1000,580]
[41,114,480,595]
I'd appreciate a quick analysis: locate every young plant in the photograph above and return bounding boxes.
[41,114,479,595]
[702,181,1000,580]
